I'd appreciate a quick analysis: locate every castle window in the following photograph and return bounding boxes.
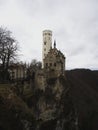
[44,42,46,45]
[54,63,56,67]
[50,63,52,66]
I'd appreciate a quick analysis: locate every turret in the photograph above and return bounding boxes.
[42,30,52,68]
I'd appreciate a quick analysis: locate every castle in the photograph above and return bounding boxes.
[35,30,66,90]
[42,30,65,76]
[7,30,66,88]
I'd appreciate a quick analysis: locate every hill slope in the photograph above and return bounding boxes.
[66,69,98,130]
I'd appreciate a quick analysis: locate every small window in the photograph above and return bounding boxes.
[54,63,56,67]
[50,63,52,66]
[44,48,46,51]
[44,42,46,45]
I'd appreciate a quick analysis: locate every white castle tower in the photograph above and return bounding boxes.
[42,30,52,68]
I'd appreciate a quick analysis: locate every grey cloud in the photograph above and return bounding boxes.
[69,46,86,57]
[0,0,6,4]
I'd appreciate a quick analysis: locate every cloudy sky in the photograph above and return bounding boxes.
[0,0,98,70]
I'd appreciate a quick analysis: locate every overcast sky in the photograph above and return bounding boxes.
[0,0,98,70]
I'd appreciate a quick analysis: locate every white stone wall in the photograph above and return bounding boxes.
[9,66,26,80]
[42,30,52,68]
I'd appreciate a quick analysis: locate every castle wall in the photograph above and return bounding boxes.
[43,48,65,77]
[9,64,26,80]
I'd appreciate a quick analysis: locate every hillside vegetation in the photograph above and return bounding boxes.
[66,69,98,130]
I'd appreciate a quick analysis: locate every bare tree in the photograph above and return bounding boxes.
[26,59,42,81]
[30,59,42,71]
[0,27,19,69]
[0,27,19,81]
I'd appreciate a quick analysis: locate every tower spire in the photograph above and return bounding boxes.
[54,40,56,48]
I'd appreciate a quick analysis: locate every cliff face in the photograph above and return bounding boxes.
[0,69,98,130]
[34,69,98,130]
[26,75,76,130]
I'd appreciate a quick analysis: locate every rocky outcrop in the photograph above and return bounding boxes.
[1,69,98,130]
[0,84,35,130]
[27,75,76,130]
